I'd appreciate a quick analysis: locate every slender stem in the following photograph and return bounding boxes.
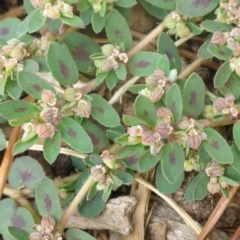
[230,226,240,240]
[127,22,166,58]
[57,175,94,232]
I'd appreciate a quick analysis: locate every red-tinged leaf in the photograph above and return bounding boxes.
[62,32,101,76]
[59,117,93,153]
[138,150,161,172]
[134,94,157,127]
[202,128,233,164]
[47,42,79,86]
[128,52,162,77]
[161,143,185,184]
[182,73,205,118]
[166,84,182,124]
[177,0,219,17]
[8,156,45,189]
[156,163,184,194]
[0,100,39,120]
[35,177,62,221]
[66,229,95,240]
[184,172,209,201]
[18,71,56,100]
[214,61,232,88]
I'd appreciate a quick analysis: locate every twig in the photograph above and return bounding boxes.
[196,186,239,240]
[230,226,240,240]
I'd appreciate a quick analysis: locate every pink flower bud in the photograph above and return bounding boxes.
[145,74,159,88]
[150,140,164,155]
[207,182,220,194]
[40,107,60,124]
[155,122,171,138]
[41,90,56,106]
[118,53,128,63]
[213,97,228,111]
[41,216,55,228]
[225,93,235,107]
[5,58,17,71]
[36,123,55,139]
[127,125,143,137]
[149,87,164,103]
[96,175,113,191]
[29,232,42,240]
[187,134,202,150]
[210,162,225,177]
[74,99,91,118]
[157,107,173,122]
[58,2,73,18]
[141,130,155,145]
[10,46,28,61]
[43,3,60,19]
[211,32,226,45]
[101,150,117,169]
[91,165,107,182]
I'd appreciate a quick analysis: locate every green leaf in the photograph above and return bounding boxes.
[182,73,205,118]
[156,54,170,76]
[60,15,85,28]
[202,128,233,164]
[115,171,134,185]
[47,42,79,86]
[59,117,93,153]
[28,8,46,33]
[116,63,127,80]
[8,156,45,189]
[134,94,157,127]
[198,38,212,59]
[0,129,6,151]
[157,33,181,73]
[66,228,96,240]
[18,71,56,100]
[207,43,232,61]
[201,20,232,33]
[80,8,93,25]
[156,163,184,194]
[23,59,39,72]
[82,120,109,153]
[106,70,118,90]
[62,32,101,76]
[90,94,120,127]
[13,136,39,155]
[0,18,21,43]
[92,13,105,33]
[75,169,91,193]
[185,22,202,35]
[105,9,132,50]
[177,0,219,17]
[123,115,147,126]
[6,80,22,100]
[43,130,61,164]
[233,122,240,152]
[35,177,62,221]
[128,52,162,77]
[138,150,161,172]
[213,61,232,88]
[166,84,182,124]
[145,0,176,10]
[0,100,39,120]
[219,74,240,99]
[117,0,137,8]
[78,191,106,218]
[231,143,240,174]
[8,227,29,240]
[161,143,185,184]
[128,84,146,94]
[224,166,240,182]
[184,172,209,201]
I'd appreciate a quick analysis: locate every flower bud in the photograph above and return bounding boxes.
[118,53,128,63]
[235,63,240,76]
[187,134,202,150]
[101,44,115,57]
[41,89,56,106]
[5,58,17,71]
[37,36,50,51]
[10,46,28,61]
[164,15,177,29]
[74,99,91,118]
[29,232,42,240]
[30,0,42,8]
[177,119,189,130]
[230,107,238,118]
[92,3,101,13]
[150,140,164,155]
[40,107,59,123]
[211,32,226,45]
[63,88,76,102]
[98,59,113,72]
[210,162,225,177]
[58,189,68,199]
[229,57,238,72]
[213,97,227,111]
[184,160,194,172]
[96,175,113,191]
[207,181,220,194]
[41,216,55,228]
[22,122,37,142]
[127,125,143,137]
[225,93,235,107]
[0,56,6,70]
[141,130,155,145]
[149,87,164,103]
[43,3,60,19]
[157,107,173,122]
[101,150,117,169]
[91,165,107,182]
[36,123,55,139]
[202,105,215,119]
[176,22,190,38]
[58,2,73,18]
[145,74,159,88]
[155,122,172,138]
[1,45,15,56]
[231,28,240,40]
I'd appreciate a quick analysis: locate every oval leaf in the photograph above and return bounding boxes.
[214,61,232,88]
[202,128,233,164]
[0,18,21,43]
[138,150,161,172]
[66,229,95,240]
[207,43,232,61]
[145,0,176,10]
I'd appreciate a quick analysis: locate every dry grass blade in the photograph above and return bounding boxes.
[230,226,240,240]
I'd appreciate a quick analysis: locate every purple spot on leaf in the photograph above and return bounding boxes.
[219,50,226,55]
[165,50,173,60]
[115,30,123,41]
[193,0,211,8]
[128,155,138,164]
[0,27,9,35]
[72,43,90,62]
[190,91,197,108]
[211,140,219,149]
[20,169,34,182]
[169,151,176,165]
[134,61,150,68]
[96,107,104,114]
[14,107,26,113]
[44,194,52,212]
[171,102,176,112]
[67,128,77,139]
[32,84,41,92]
[73,238,82,240]
[59,61,70,78]
[11,215,26,228]
[144,109,149,117]
[88,132,99,145]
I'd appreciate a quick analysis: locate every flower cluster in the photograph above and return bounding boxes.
[184,150,201,172]
[139,70,170,103]
[215,0,240,25]
[164,11,201,38]
[92,44,128,74]
[127,108,173,155]
[213,93,238,119]
[205,162,226,194]
[30,0,73,19]
[89,0,117,14]
[29,216,62,240]
[177,117,207,150]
